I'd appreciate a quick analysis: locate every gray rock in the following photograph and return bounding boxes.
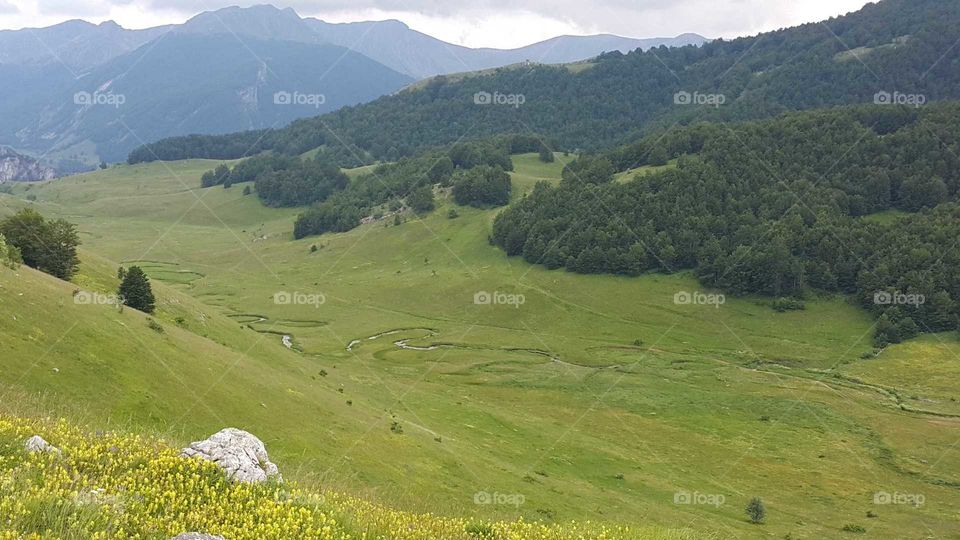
[171,534,226,540]
[181,428,281,483]
[24,435,60,454]
[0,147,57,182]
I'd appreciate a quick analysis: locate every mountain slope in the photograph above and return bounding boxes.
[0,4,704,169]
[302,17,706,79]
[130,0,960,165]
[5,33,412,165]
[172,5,705,79]
[0,414,695,539]
[0,19,171,71]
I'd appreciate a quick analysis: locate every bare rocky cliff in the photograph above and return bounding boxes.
[0,147,58,182]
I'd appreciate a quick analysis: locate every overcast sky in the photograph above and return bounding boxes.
[1,0,874,49]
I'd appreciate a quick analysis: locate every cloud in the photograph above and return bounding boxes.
[131,0,873,39]
[10,0,874,47]
[0,0,19,14]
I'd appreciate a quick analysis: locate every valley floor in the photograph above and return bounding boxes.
[1,155,958,538]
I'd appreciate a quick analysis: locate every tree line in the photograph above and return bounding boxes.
[491,104,960,345]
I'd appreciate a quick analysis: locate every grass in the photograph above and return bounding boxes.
[613,159,678,182]
[1,154,958,538]
[1,414,692,539]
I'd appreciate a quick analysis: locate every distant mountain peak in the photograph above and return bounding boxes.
[179,3,313,40]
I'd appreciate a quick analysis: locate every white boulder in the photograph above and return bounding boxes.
[24,435,60,454]
[181,428,281,483]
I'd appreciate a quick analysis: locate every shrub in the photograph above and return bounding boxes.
[147,319,164,334]
[0,233,22,269]
[772,297,806,312]
[746,497,766,524]
[466,523,495,538]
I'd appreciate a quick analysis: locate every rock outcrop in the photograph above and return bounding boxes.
[24,435,60,454]
[0,147,58,182]
[181,428,280,483]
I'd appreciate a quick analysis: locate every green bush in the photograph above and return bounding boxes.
[0,233,23,269]
[772,298,806,312]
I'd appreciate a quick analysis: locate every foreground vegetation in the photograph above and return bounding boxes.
[1,415,694,539]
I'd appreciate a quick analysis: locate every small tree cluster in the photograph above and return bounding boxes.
[452,166,511,208]
[0,209,80,280]
[406,185,435,214]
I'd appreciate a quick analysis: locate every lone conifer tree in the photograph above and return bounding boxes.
[118,265,155,314]
[746,497,766,524]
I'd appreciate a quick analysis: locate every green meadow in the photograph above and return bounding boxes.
[1,153,958,538]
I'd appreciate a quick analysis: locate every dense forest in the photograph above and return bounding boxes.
[491,104,960,345]
[129,0,960,167]
[197,137,542,238]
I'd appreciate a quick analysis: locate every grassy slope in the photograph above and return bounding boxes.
[2,415,696,540]
[0,155,958,538]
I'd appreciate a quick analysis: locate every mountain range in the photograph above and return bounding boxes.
[131,0,960,169]
[0,4,706,174]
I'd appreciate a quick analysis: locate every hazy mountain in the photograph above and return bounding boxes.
[177,5,706,79]
[3,34,412,165]
[0,3,705,168]
[130,0,960,166]
[301,18,707,79]
[0,4,705,81]
[0,19,171,71]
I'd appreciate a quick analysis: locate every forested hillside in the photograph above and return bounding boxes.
[130,0,960,165]
[492,103,960,345]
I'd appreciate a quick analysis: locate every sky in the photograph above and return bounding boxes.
[0,0,875,49]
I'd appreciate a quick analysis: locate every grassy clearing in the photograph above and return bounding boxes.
[613,160,678,183]
[0,155,958,538]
